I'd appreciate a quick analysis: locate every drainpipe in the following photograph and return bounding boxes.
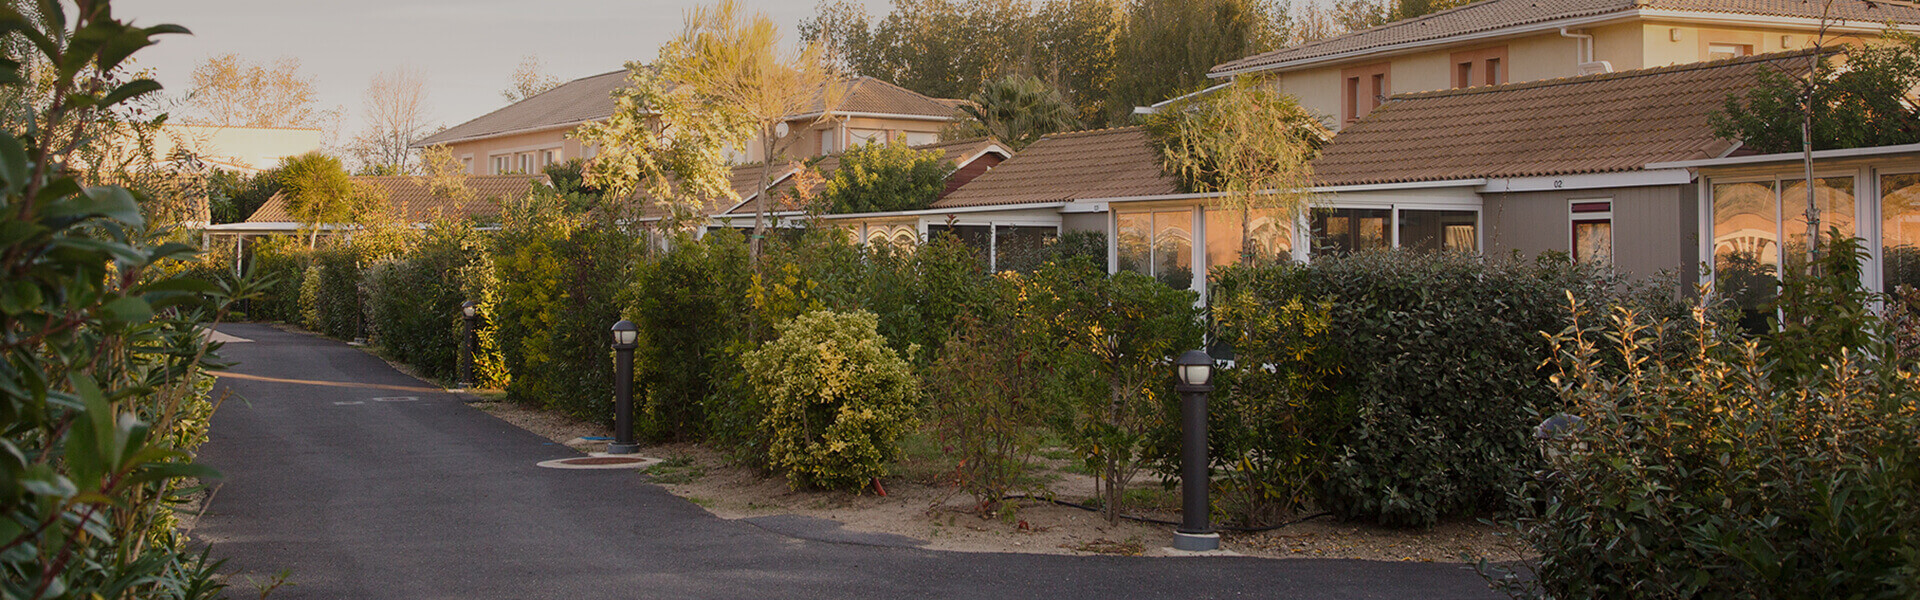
[1560,27,1613,74]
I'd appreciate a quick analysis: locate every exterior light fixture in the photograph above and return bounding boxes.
[1172,348,1218,552]
[608,319,640,454]
[457,301,480,391]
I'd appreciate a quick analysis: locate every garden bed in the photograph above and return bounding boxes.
[474,397,1521,562]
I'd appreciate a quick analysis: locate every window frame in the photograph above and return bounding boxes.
[1340,62,1392,124]
[1569,198,1614,266]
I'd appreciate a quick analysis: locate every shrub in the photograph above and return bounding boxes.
[1488,277,1919,598]
[1214,251,1665,527]
[1205,266,1348,525]
[815,140,953,214]
[362,224,474,382]
[746,310,920,490]
[240,236,308,322]
[1025,257,1203,522]
[307,247,364,340]
[926,278,1052,511]
[636,228,753,442]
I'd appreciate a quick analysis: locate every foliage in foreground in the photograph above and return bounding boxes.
[2,3,237,597]
[1487,235,1920,599]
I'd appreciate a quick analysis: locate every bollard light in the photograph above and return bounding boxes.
[608,319,640,455]
[1172,349,1219,552]
[457,301,480,391]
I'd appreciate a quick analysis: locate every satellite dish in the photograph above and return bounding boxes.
[774,122,791,138]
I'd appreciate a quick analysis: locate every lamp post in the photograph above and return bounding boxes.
[609,319,640,455]
[1172,349,1219,552]
[458,301,479,391]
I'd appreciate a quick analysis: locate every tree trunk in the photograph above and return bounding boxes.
[750,123,774,263]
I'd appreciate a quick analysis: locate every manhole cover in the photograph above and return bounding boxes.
[536,454,662,470]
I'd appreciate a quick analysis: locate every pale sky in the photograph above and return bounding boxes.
[118,0,890,143]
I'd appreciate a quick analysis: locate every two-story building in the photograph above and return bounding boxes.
[1202,0,1920,129]
[411,72,963,175]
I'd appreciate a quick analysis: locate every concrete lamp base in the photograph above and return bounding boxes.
[1172,532,1220,552]
[605,443,641,455]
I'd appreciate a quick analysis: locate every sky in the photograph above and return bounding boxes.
[118,0,891,142]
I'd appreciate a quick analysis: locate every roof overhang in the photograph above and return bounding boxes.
[1209,9,1920,79]
[410,118,611,149]
[787,110,959,123]
[1478,169,1694,193]
[1647,142,1920,170]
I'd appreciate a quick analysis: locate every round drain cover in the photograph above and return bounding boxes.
[537,454,662,470]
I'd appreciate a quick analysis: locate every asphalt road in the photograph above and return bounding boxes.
[193,323,1502,599]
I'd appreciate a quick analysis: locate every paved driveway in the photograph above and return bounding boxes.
[193,323,1500,599]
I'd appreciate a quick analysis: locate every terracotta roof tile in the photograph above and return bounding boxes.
[724,137,1008,215]
[931,128,1180,208]
[1311,50,1814,186]
[245,175,544,223]
[1210,0,1917,76]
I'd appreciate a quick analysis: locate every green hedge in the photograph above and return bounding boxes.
[1208,251,1669,527]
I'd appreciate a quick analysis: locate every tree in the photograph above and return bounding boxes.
[180,53,322,128]
[279,152,383,248]
[1034,0,1123,125]
[1112,0,1287,115]
[573,64,746,229]
[816,140,952,213]
[207,167,284,223]
[661,0,841,260]
[948,74,1081,149]
[1143,78,1323,265]
[347,66,434,174]
[501,54,561,103]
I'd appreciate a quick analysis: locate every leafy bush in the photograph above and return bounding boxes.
[1024,257,1203,522]
[1487,251,1919,598]
[2,5,238,596]
[815,141,953,214]
[635,229,753,442]
[1214,251,1665,527]
[1206,267,1348,525]
[362,224,475,382]
[746,310,920,490]
[240,236,308,323]
[305,247,364,340]
[926,279,1052,511]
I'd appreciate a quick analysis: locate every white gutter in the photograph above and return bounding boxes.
[782,110,958,123]
[1478,169,1693,193]
[733,201,1071,222]
[1646,142,1920,170]
[1134,82,1232,115]
[409,118,605,149]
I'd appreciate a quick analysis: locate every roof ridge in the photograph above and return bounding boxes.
[1035,125,1144,142]
[1388,47,1822,101]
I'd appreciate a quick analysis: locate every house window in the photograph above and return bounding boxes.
[1341,62,1391,124]
[1707,42,1752,61]
[491,155,510,174]
[461,157,472,174]
[903,131,939,147]
[1450,46,1508,88]
[1570,200,1613,266]
[819,130,837,155]
[849,128,886,146]
[1204,207,1292,271]
[1883,174,1920,294]
[993,225,1058,273]
[541,149,557,167]
[1311,208,1389,255]
[1398,209,1479,252]
[1710,176,1854,308]
[1118,210,1195,290]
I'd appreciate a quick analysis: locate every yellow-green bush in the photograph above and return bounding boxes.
[746,310,920,490]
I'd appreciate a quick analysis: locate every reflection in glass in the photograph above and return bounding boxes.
[1311,208,1390,256]
[1883,174,1920,294]
[1154,211,1194,290]
[1118,213,1149,275]
[1205,207,1293,273]
[1781,177,1855,272]
[1573,221,1612,266]
[993,225,1057,273]
[1712,181,1779,310]
[1398,210,1479,252]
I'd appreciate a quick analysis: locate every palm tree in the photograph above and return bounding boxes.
[954,75,1081,149]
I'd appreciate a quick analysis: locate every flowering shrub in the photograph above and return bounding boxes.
[746,310,920,490]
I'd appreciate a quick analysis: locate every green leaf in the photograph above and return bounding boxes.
[0,132,27,194]
[102,296,152,324]
[97,78,161,109]
[0,280,42,315]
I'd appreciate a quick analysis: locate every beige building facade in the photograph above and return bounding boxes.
[1205,0,1920,130]
[415,72,961,175]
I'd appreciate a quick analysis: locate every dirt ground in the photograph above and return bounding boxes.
[474,398,1526,562]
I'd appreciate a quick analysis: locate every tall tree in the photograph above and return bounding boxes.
[1144,78,1322,265]
[662,0,840,259]
[573,64,747,229]
[180,53,321,128]
[948,74,1080,149]
[500,54,562,103]
[1034,0,1122,125]
[1113,0,1286,114]
[280,152,383,248]
[347,66,434,174]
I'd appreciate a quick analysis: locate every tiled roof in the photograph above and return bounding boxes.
[414,70,630,147]
[724,137,1008,215]
[245,175,544,223]
[416,74,957,148]
[1209,0,1918,76]
[932,127,1180,208]
[1311,50,1813,186]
